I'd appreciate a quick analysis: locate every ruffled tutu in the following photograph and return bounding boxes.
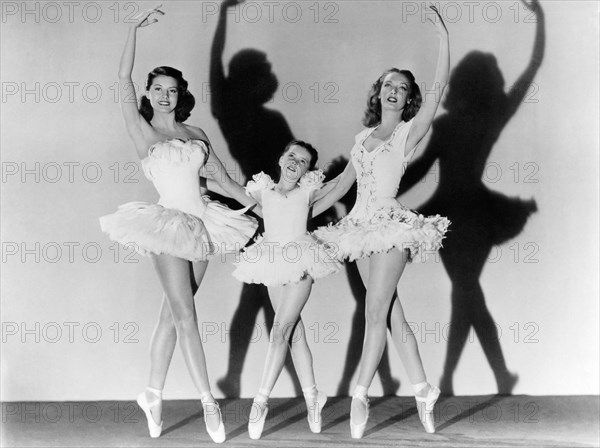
[232,233,341,286]
[99,198,257,262]
[314,205,450,263]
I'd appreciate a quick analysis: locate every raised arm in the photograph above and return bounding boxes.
[504,0,545,121]
[210,0,240,118]
[118,5,164,158]
[311,161,356,217]
[406,5,449,154]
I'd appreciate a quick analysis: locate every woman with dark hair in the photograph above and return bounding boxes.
[99,6,258,443]
[138,66,196,124]
[312,6,450,437]
[363,69,423,128]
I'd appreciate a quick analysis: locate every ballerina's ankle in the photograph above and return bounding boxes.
[248,389,270,440]
[254,388,270,404]
[147,386,162,398]
[302,384,318,401]
[412,381,431,398]
[200,392,221,421]
[353,385,368,399]
[200,391,216,404]
[200,392,226,443]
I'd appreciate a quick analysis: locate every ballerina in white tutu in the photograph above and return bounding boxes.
[206,140,341,439]
[99,6,258,443]
[311,5,450,438]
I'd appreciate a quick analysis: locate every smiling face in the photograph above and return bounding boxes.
[379,71,411,112]
[146,75,179,113]
[279,145,313,183]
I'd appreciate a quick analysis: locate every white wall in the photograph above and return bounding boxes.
[1,1,598,400]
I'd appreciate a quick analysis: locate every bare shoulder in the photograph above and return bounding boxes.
[185,124,210,142]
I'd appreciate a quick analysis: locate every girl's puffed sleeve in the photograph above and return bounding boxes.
[245,171,275,202]
[298,169,325,192]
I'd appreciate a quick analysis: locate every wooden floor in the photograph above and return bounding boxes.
[2,395,599,447]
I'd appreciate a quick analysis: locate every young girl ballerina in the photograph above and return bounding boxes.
[99,6,258,444]
[206,140,340,439]
[311,5,450,438]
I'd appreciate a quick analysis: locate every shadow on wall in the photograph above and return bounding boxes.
[208,0,299,398]
[398,0,545,395]
[208,0,545,397]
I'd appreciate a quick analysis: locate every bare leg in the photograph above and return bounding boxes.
[353,251,438,434]
[387,295,427,384]
[350,251,407,425]
[258,278,313,394]
[337,262,399,396]
[355,251,408,388]
[356,258,427,386]
[150,254,220,432]
[249,277,322,438]
[286,319,317,389]
[218,283,302,397]
[144,261,208,423]
[265,284,317,391]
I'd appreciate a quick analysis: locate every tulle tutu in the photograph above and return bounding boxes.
[314,205,450,263]
[232,233,341,286]
[99,198,257,262]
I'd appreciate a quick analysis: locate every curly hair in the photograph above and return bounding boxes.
[139,66,195,123]
[362,68,422,127]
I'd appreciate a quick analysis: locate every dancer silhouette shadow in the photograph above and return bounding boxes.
[311,158,400,397]
[398,0,544,395]
[209,0,300,398]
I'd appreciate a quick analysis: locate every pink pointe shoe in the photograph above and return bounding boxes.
[415,385,440,433]
[136,388,163,438]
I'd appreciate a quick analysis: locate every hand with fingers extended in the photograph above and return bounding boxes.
[131,4,165,29]
[427,4,449,37]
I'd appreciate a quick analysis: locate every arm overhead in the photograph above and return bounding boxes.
[406,5,449,155]
[118,5,165,158]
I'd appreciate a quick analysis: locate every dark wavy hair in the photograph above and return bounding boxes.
[139,66,195,123]
[362,68,422,127]
[277,140,319,180]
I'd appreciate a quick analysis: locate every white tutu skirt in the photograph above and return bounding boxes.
[232,233,341,286]
[314,206,450,263]
[99,199,257,262]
